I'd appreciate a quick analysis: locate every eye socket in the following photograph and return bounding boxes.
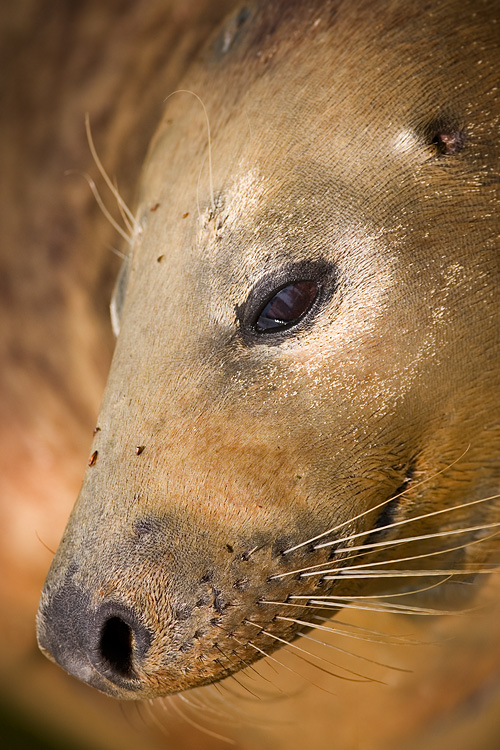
[255,281,319,332]
[237,260,337,343]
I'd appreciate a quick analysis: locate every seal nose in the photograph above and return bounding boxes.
[36,582,152,695]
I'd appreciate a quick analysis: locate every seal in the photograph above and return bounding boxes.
[36,0,500,701]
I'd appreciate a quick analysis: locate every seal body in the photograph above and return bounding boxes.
[37,0,500,700]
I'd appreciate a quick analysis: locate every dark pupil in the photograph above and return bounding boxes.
[256,281,319,331]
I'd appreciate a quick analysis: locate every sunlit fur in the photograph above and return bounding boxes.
[37,0,500,704]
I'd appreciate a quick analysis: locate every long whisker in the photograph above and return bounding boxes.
[283,448,470,554]
[311,615,423,645]
[315,493,500,551]
[212,623,290,702]
[275,617,411,672]
[290,598,461,616]
[275,526,500,580]
[112,177,135,236]
[65,170,133,244]
[176,692,244,728]
[141,700,172,740]
[242,637,339,695]
[106,243,128,261]
[244,621,378,683]
[164,90,215,212]
[273,575,456,605]
[84,113,138,230]
[166,695,236,745]
[317,508,500,553]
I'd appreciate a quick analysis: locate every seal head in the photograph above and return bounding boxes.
[37,0,500,699]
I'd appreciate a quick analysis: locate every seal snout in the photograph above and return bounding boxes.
[36,582,151,697]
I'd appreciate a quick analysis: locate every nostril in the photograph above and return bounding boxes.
[91,601,152,687]
[99,616,134,678]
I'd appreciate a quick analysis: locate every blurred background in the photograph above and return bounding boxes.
[1,1,500,748]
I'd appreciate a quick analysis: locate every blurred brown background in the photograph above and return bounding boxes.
[1,1,500,748]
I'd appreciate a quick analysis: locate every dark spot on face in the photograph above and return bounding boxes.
[93,426,101,435]
[199,571,213,584]
[328,544,339,560]
[433,130,467,155]
[226,544,234,553]
[272,537,292,558]
[424,116,467,156]
[175,604,192,622]
[236,6,252,28]
[88,450,98,467]
[150,203,160,211]
[135,445,144,455]
[212,589,228,614]
[133,518,161,537]
[195,595,211,608]
[157,255,164,263]
[182,212,189,219]
[233,578,249,591]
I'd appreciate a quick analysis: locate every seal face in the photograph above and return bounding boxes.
[37,0,500,700]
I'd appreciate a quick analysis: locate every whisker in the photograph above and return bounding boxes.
[258,604,424,644]
[35,530,56,556]
[311,615,422,645]
[106,243,128,261]
[275,617,411,672]
[65,170,133,244]
[244,638,339,696]
[321,567,497,581]
[176,692,242,727]
[164,90,215,212]
[291,598,461,616]
[283,448,470,554]
[166,695,236,745]
[244,620,378,683]
[214,644,258,685]
[276,527,500,581]
[113,176,135,236]
[141,699,172,740]
[315,492,500,551]
[286,575,455,603]
[84,113,138,230]
[317,519,500,554]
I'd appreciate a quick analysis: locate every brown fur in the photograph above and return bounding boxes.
[37,0,500,702]
[2,1,500,748]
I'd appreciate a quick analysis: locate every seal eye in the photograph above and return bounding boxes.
[237,260,337,343]
[255,281,319,332]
